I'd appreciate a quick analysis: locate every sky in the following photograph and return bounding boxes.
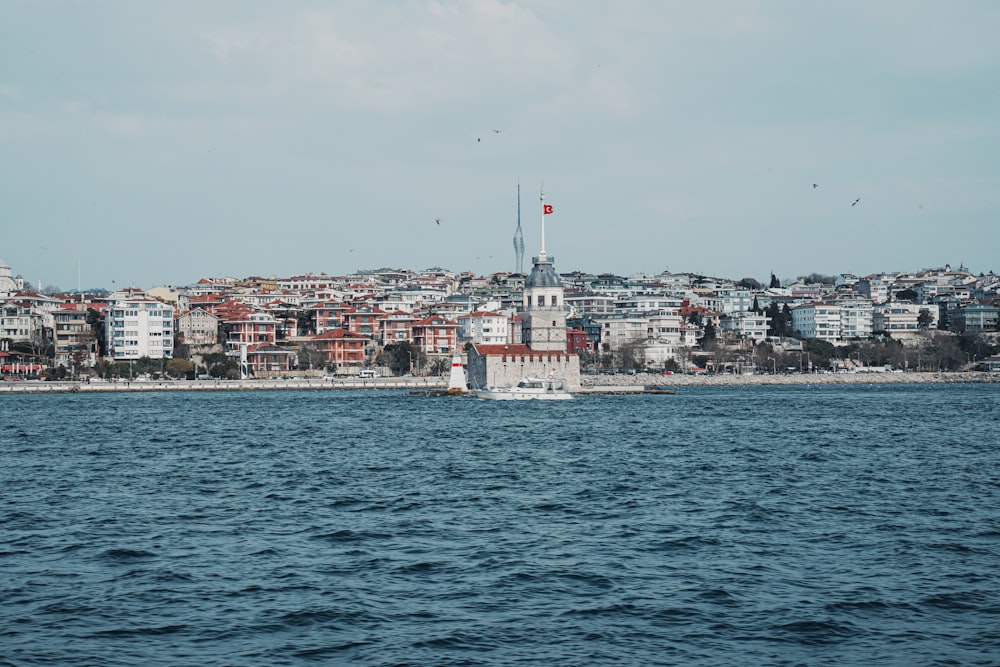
[3,1,999,291]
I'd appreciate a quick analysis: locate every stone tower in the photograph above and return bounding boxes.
[520,186,567,351]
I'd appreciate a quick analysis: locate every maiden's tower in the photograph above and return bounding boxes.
[466,186,581,390]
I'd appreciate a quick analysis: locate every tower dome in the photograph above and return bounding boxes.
[525,259,563,288]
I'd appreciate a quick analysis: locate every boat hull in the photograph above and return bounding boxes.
[475,389,572,400]
[474,376,573,401]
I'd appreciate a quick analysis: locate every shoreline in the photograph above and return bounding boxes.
[582,370,1000,388]
[1,371,997,394]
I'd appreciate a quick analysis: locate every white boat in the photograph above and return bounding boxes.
[474,376,573,401]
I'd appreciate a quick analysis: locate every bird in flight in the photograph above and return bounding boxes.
[435,218,441,225]
[852,198,860,207]
[492,129,501,134]
[812,183,819,189]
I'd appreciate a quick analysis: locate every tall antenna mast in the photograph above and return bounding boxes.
[513,180,525,273]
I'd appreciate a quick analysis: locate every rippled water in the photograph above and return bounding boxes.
[2,384,999,666]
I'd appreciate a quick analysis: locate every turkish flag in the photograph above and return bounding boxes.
[543,204,554,215]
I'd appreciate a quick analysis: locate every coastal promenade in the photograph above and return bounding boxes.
[1,371,997,394]
[0,376,448,394]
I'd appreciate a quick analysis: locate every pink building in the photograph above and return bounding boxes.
[411,316,459,354]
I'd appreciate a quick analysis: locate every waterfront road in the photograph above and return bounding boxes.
[1,371,997,394]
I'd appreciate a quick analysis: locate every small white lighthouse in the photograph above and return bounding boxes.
[447,350,468,395]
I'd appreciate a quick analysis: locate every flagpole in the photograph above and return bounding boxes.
[539,181,547,261]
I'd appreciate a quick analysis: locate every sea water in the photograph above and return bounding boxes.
[2,384,999,666]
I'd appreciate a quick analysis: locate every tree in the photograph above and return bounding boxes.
[69,350,89,379]
[917,309,934,329]
[700,321,718,349]
[599,342,614,370]
[166,358,194,378]
[799,273,837,285]
[957,331,997,364]
[769,273,781,289]
[782,305,793,335]
[201,352,238,378]
[429,356,450,375]
[766,303,781,337]
[296,309,316,336]
[134,356,162,377]
[802,338,836,368]
[619,339,645,370]
[737,277,762,290]
[922,333,964,371]
[378,342,421,375]
[296,343,323,371]
[86,308,107,356]
[896,288,919,302]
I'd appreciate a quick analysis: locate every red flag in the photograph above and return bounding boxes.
[543,204,554,215]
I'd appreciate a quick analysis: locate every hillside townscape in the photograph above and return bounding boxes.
[2,257,999,381]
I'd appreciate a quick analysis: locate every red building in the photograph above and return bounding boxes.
[224,310,277,356]
[311,328,369,371]
[245,343,295,376]
[312,301,350,334]
[566,327,591,354]
[380,310,419,347]
[411,316,459,354]
[341,305,387,338]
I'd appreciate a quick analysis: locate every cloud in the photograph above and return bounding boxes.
[195,1,578,114]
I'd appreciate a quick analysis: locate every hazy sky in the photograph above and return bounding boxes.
[3,1,999,291]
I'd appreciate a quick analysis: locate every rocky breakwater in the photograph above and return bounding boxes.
[581,371,1000,388]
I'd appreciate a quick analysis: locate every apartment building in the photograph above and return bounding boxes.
[790,303,842,342]
[719,311,770,341]
[873,302,932,335]
[176,308,220,346]
[52,304,96,365]
[105,292,174,360]
[224,310,277,357]
[457,311,510,346]
[836,299,874,340]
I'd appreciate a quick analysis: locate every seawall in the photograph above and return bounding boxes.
[2,371,997,394]
[581,371,1000,388]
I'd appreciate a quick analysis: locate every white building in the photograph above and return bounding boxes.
[0,259,25,297]
[615,293,684,314]
[105,292,175,360]
[639,338,681,367]
[719,311,770,342]
[715,288,754,315]
[791,303,842,342]
[645,311,684,343]
[564,292,616,317]
[457,311,510,346]
[836,299,874,340]
[873,302,933,335]
[1,301,45,344]
[599,313,649,349]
